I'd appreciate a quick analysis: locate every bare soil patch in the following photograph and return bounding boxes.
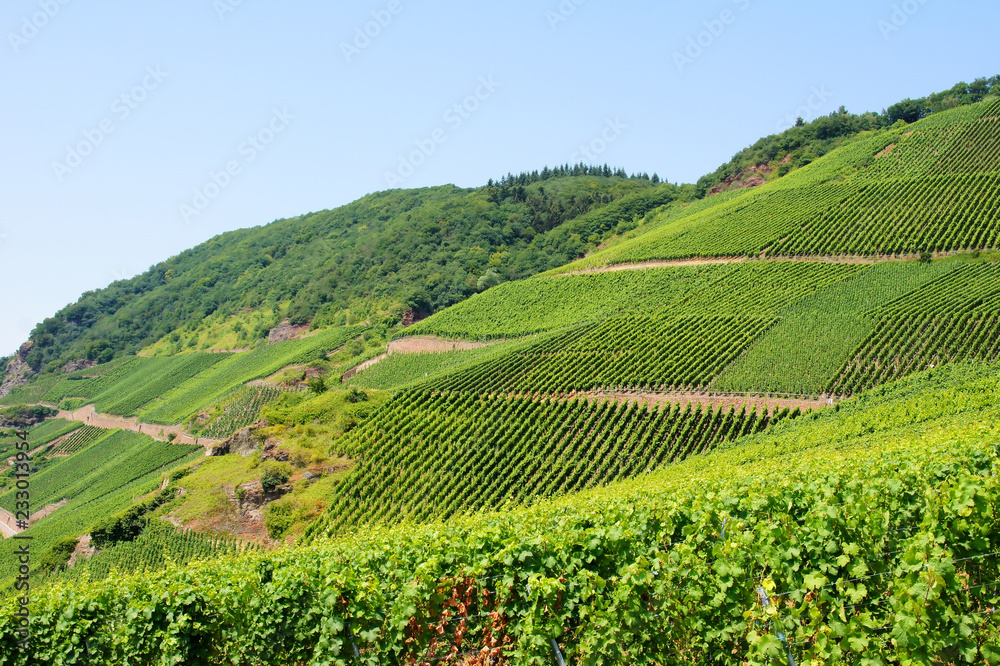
[875,144,897,159]
[578,390,834,415]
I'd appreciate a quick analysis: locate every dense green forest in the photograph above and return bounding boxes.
[24,174,675,373]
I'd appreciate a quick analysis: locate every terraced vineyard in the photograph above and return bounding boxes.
[402,266,729,340]
[345,341,525,391]
[309,390,796,537]
[8,362,1000,664]
[0,419,80,461]
[139,325,362,424]
[421,262,859,393]
[831,262,1000,394]
[0,430,201,586]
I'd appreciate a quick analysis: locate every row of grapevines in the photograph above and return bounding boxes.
[199,385,282,439]
[308,390,796,537]
[558,98,1000,268]
[768,172,1000,256]
[40,357,148,404]
[48,425,106,455]
[345,340,527,391]
[89,353,231,416]
[45,521,258,585]
[0,430,197,518]
[4,361,1000,664]
[712,259,959,394]
[419,263,856,394]
[830,262,1000,394]
[402,266,728,340]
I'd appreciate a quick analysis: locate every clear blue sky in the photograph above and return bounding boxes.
[1,0,996,356]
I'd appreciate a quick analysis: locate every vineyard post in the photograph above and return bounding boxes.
[550,637,567,666]
[346,620,361,660]
[756,585,797,666]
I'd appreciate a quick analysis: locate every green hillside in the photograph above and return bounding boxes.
[695,75,1000,196]
[20,174,674,374]
[5,81,1000,665]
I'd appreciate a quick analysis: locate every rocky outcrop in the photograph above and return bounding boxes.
[401,308,427,327]
[268,320,310,344]
[211,425,267,457]
[61,359,97,373]
[227,480,292,522]
[0,341,34,398]
[708,163,774,196]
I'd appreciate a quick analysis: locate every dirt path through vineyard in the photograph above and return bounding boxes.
[576,389,835,414]
[557,251,967,276]
[343,336,495,380]
[39,403,218,449]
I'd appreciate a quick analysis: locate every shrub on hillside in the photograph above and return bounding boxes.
[260,461,291,493]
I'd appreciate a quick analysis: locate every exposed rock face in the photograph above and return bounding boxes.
[708,163,774,196]
[261,442,290,462]
[268,320,310,344]
[228,480,292,522]
[401,308,427,327]
[213,426,266,457]
[66,534,97,568]
[61,359,97,373]
[0,341,34,398]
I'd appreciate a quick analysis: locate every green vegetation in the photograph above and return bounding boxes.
[405,265,729,340]
[23,175,673,373]
[50,521,258,584]
[423,263,858,393]
[41,353,230,417]
[5,362,1000,663]
[137,326,362,424]
[713,260,958,394]
[346,342,522,391]
[831,261,1000,395]
[0,429,200,587]
[696,75,1000,195]
[48,425,105,455]
[561,97,1000,269]
[309,390,793,537]
[193,385,283,439]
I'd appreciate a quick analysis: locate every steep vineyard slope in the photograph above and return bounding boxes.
[560,97,1000,269]
[7,361,1000,664]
